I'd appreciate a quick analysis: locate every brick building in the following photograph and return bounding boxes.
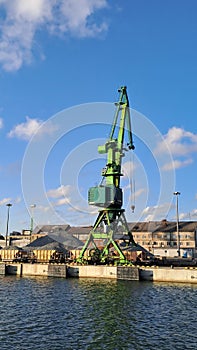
[129,220,197,258]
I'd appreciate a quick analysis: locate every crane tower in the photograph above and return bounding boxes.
[78,86,136,264]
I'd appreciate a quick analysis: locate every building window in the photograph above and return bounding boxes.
[163,234,170,239]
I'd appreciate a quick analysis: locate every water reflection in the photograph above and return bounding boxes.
[0,277,197,350]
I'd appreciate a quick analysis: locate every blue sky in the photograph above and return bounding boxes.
[0,0,197,233]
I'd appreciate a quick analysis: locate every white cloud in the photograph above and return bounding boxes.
[190,209,197,217]
[59,0,108,37]
[68,205,97,215]
[122,160,136,178]
[0,197,12,205]
[55,197,71,206]
[47,185,72,199]
[170,208,197,221]
[47,185,97,225]
[0,0,108,71]
[8,116,57,141]
[162,158,193,171]
[124,184,145,198]
[0,118,3,128]
[157,127,197,171]
[14,196,21,204]
[37,205,51,213]
[0,196,22,206]
[142,203,173,221]
[179,212,188,220]
[158,127,197,156]
[134,188,146,198]
[8,116,42,140]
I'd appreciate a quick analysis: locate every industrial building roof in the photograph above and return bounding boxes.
[32,224,71,235]
[31,221,197,239]
[129,220,197,233]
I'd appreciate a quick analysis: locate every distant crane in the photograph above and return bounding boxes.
[78,86,136,264]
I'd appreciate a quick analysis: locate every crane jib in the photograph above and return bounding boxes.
[88,86,135,208]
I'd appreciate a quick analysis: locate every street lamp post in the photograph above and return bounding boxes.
[30,204,36,234]
[5,203,12,247]
[173,192,181,257]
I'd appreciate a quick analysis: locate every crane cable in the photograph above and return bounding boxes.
[130,152,135,213]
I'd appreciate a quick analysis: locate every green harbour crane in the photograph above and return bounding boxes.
[78,86,136,264]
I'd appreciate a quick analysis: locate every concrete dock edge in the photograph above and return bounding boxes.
[67,265,139,280]
[3,263,197,283]
[139,266,197,283]
[5,263,67,278]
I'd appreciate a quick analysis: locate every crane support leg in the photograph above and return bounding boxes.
[78,209,135,264]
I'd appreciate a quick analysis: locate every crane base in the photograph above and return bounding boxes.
[77,208,135,265]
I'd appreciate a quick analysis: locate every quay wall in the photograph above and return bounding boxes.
[6,263,67,278]
[67,265,117,279]
[67,265,139,280]
[4,264,139,280]
[3,263,197,283]
[139,266,197,283]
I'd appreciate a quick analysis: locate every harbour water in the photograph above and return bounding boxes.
[0,276,197,350]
